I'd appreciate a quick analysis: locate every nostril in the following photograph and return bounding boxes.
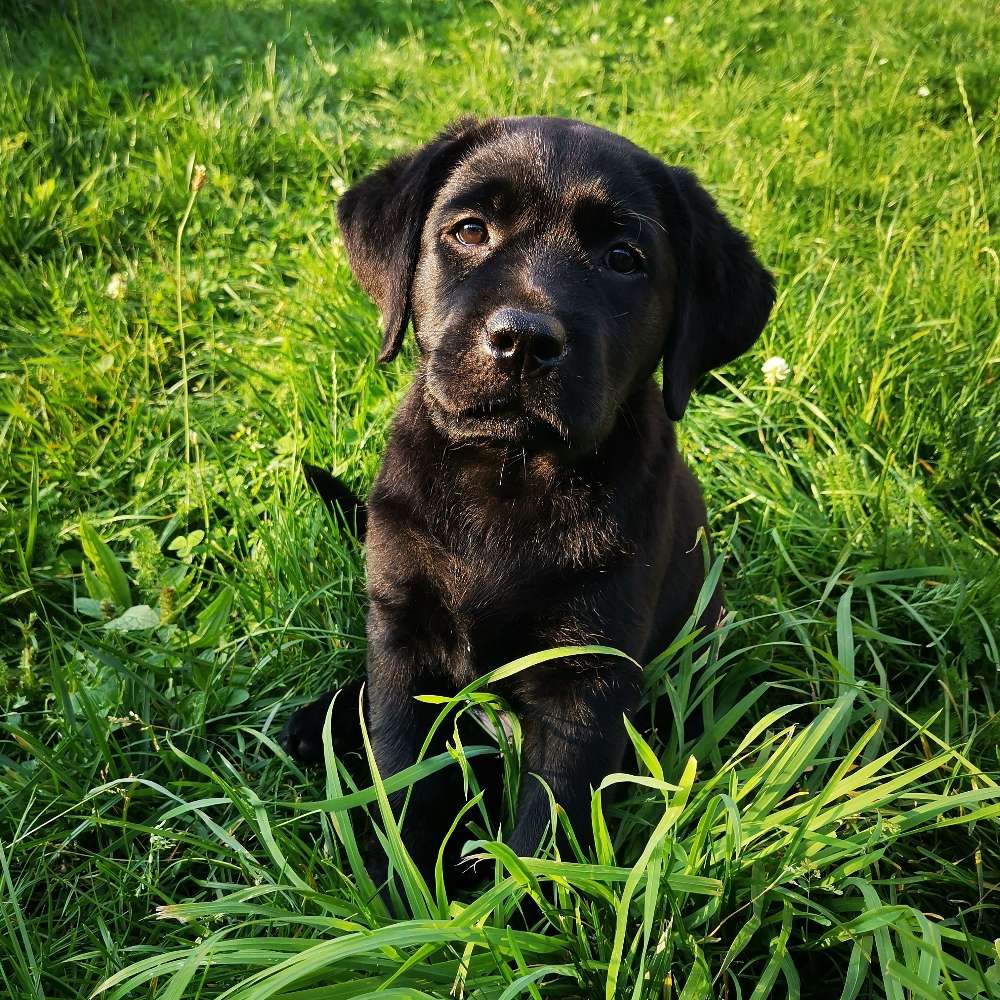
[531,332,563,363]
[490,331,519,358]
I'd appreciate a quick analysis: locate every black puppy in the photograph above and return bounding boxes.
[283,116,773,876]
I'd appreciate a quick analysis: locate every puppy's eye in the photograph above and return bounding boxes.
[454,219,488,246]
[605,245,640,274]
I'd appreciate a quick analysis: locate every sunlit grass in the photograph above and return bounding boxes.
[1,0,998,997]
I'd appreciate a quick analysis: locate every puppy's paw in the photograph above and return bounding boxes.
[278,679,367,765]
[279,692,336,765]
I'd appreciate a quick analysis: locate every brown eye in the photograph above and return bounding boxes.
[606,245,639,274]
[455,220,488,246]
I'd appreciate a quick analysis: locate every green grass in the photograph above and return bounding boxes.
[1,0,999,996]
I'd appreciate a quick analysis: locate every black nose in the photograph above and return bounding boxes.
[484,308,566,377]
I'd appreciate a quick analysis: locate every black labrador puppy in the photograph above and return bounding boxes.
[282,116,774,876]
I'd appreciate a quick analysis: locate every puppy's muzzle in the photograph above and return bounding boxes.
[483,308,566,379]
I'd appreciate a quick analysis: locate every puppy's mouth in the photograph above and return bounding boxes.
[426,388,568,446]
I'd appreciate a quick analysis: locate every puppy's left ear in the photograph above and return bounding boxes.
[337,117,491,363]
[659,167,775,421]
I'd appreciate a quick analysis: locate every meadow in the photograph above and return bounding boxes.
[1,0,998,997]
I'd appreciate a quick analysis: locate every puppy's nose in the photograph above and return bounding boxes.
[484,308,566,377]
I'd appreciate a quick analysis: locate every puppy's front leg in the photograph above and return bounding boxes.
[364,596,465,877]
[365,640,422,794]
[506,662,641,858]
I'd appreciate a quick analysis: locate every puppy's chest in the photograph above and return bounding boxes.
[418,479,625,668]
[427,532,602,684]
[432,467,630,581]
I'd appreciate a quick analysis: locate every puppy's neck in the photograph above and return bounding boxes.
[381,378,677,570]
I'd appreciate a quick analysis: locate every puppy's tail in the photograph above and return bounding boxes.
[302,463,367,541]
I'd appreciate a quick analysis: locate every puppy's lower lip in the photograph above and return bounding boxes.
[425,387,516,418]
[464,396,519,417]
[426,387,567,444]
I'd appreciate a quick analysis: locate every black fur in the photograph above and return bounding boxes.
[302,462,367,541]
[282,116,774,881]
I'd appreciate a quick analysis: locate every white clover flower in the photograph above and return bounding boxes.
[917,85,930,98]
[664,15,676,25]
[761,355,790,385]
[105,272,127,300]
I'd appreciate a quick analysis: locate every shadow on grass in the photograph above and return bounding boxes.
[0,0,464,73]
[4,0,466,92]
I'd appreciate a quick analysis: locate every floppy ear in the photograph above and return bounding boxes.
[659,167,775,421]
[336,117,489,363]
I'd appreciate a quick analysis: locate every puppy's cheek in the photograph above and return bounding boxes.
[559,353,616,443]
[412,313,444,356]
[603,341,648,407]
[428,348,504,407]
[553,389,606,451]
[420,304,469,359]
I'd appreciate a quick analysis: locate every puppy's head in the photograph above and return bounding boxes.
[338,116,774,451]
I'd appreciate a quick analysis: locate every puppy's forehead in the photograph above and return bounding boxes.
[439,118,657,217]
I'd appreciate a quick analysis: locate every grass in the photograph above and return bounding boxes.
[1,0,998,996]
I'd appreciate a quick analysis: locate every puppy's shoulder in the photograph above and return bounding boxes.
[370,386,439,503]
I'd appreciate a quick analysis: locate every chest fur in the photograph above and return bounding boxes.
[430,455,631,574]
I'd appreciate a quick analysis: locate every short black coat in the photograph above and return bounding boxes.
[283,115,774,880]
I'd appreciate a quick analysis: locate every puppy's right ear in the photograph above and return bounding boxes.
[657,167,775,421]
[337,117,489,363]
